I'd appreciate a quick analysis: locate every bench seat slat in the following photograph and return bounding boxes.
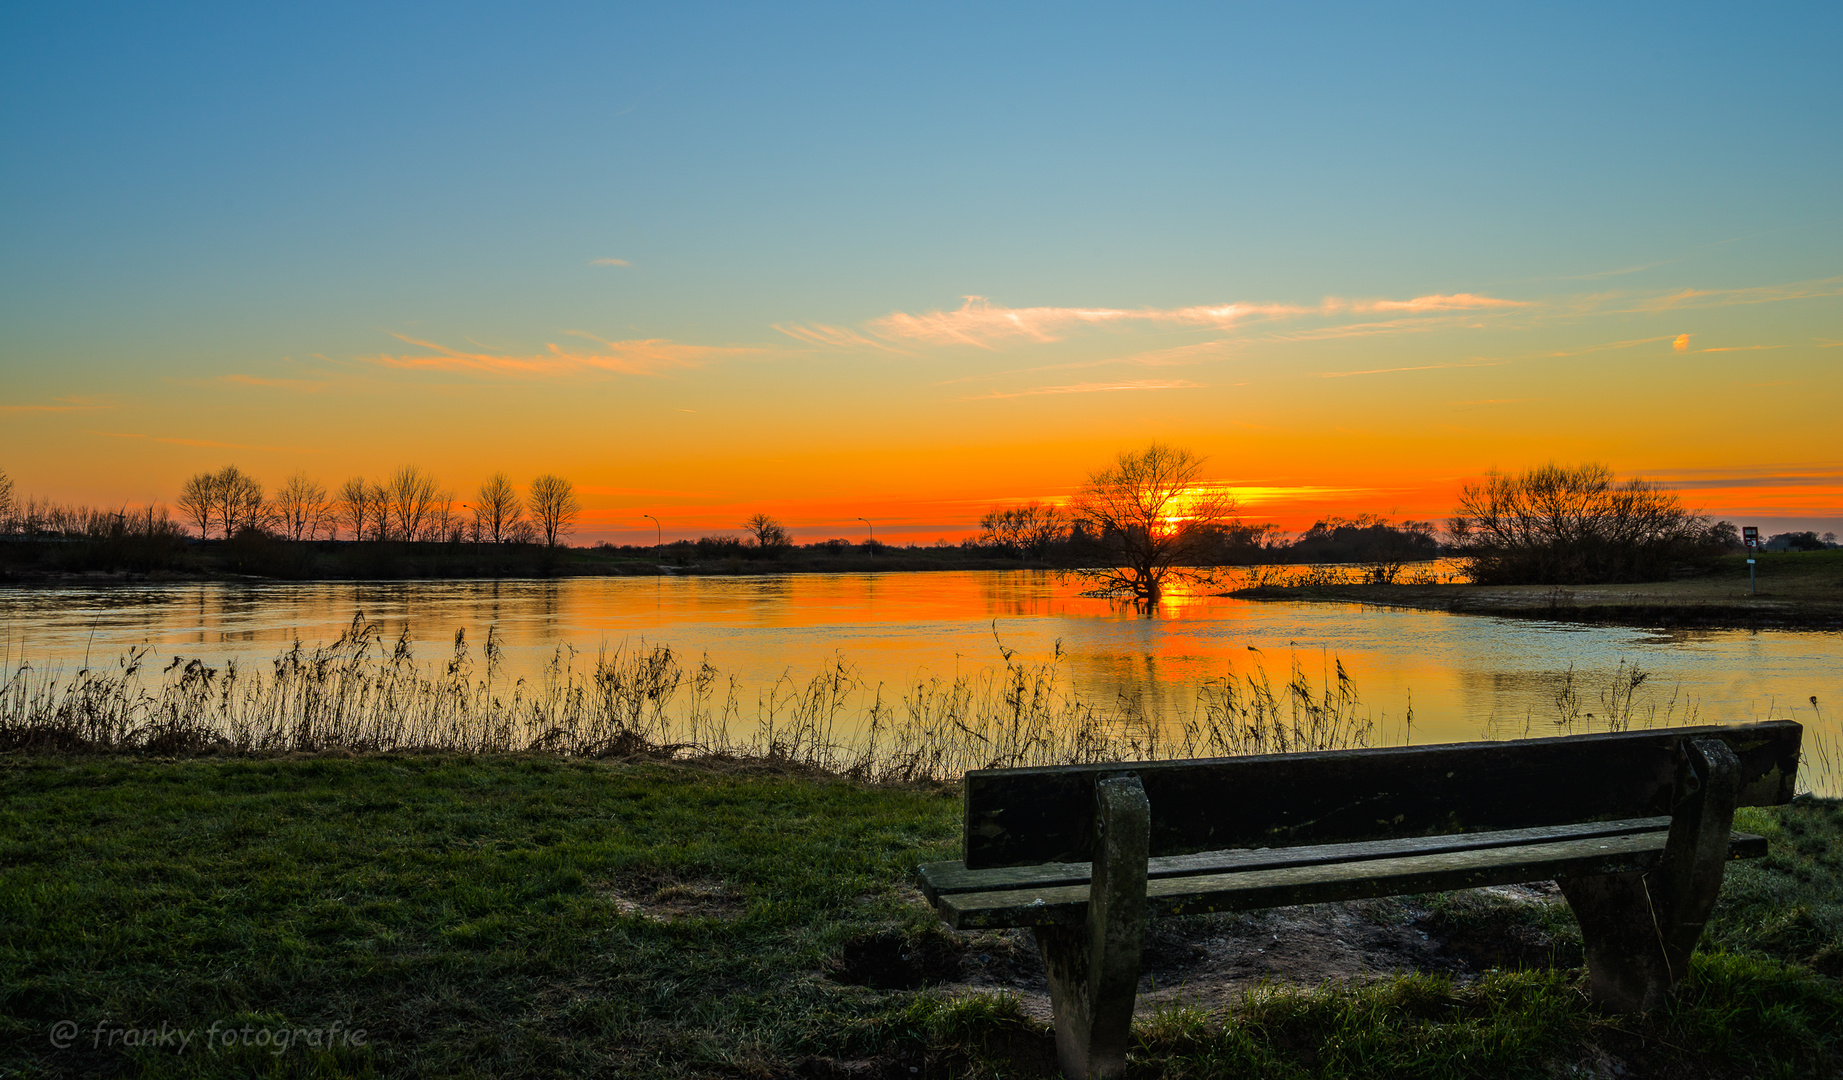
[936,828,1766,929]
[919,816,1679,903]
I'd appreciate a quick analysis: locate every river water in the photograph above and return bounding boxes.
[3,570,1836,793]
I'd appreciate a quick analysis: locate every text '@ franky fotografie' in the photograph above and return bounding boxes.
[49,1019,368,1055]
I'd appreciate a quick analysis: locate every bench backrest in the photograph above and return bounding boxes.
[961,721,1802,869]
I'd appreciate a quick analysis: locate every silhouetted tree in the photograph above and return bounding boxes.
[474,473,523,543]
[429,488,459,542]
[1765,530,1832,552]
[274,472,329,541]
[1072,443,1237,604]
[0,467,14,534]
[1448,462,1719,583]
[979,502,1067,559]
[384,466,440,541]
[179,465,263,539]
[178,471,217,538]
[528,474,580,547]
[223,466,267,537]
[335,477,372,541]
[743,512,791,549]
[1289,514,1439,581]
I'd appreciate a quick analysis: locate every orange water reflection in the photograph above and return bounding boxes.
[2,571,1836,794]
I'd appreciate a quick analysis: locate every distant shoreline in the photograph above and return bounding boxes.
[0,537,1072,585]
[1228,556,1843,631]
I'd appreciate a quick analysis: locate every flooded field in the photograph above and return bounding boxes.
[3,570,1836,791]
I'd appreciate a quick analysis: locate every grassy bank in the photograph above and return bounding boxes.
[1229,549,1843,630]
[3,754,1839,1078]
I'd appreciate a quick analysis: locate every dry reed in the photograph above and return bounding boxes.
[8,614,1825,794]
[0,614,1376,779]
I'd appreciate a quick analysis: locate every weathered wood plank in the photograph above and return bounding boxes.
[938,829,1768,929]
[919,816,1678,902]
[962,721,1800,869]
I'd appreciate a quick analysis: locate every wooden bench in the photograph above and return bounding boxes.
[917,721,1802,1080]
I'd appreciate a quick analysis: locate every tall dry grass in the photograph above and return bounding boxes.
[0,615,1376,779]
[7,614,1824,793]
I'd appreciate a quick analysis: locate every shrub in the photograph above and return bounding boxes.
[1448,462,1728,584]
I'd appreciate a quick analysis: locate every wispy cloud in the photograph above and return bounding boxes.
[1700,344,1790,353]
[773,322,915,353]
[1230,484,1372,504]
[591,257,631,267]
[1532,335,1675,358]
[1345,293,1531,314]
[1315,360,1512,378]
[782,291,1530,351]
[864,296,1307,348]
[934,339,1239,387]
[371,332,756,378]
[1262,314,1491,344]
[1650,468,1843,491]
[577,485,733,498]
[222,374,335,391]
[968,379,1205,399]
[1633,276,1843,312]
[0,397,111,414]
[93,431,312,453]
[1578,260,1681,280]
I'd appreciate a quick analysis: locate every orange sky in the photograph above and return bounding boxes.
[4,7,1840,544]
[6,280,1840,544]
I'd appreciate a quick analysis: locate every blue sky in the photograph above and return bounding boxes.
[3,2,1839,539]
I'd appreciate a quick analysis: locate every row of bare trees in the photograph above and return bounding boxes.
[172,465,581,546]
[0,466,186,540]
[977,502,1069,560]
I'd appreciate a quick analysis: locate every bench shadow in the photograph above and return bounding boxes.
[871,884,1583,1024]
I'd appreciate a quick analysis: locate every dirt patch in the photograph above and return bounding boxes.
[829,928,966,990]
[598,872,743,921]
[927,883,1576,1022]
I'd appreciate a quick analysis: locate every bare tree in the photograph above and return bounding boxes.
[273,472,329,541]
[474,473,523,543]
[1072,442,1237,604]
[190,465,264,539]
[743,512,791,549]
[528,474,581,547]
[335,477,372,541]
[1448,462,1716,583]
[979,501,1067,560]
[0,467,14,534]
[178,471,218,538]
[428,488,458,542]
[363,480,389,540]
[384,466,440,541]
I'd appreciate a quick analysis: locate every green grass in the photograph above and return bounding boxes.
[2,756,1839,1078]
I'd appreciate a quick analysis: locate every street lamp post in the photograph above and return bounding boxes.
[858,517,873,562]
[644,514,661,566]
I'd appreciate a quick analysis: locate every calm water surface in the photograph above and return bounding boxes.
[3,571,1836,791]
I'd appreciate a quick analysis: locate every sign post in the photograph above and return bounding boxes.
[1742,526,1759,594]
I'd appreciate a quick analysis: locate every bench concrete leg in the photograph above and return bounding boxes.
[1033,775,1149,1080]
[1557,737,1740,1012]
